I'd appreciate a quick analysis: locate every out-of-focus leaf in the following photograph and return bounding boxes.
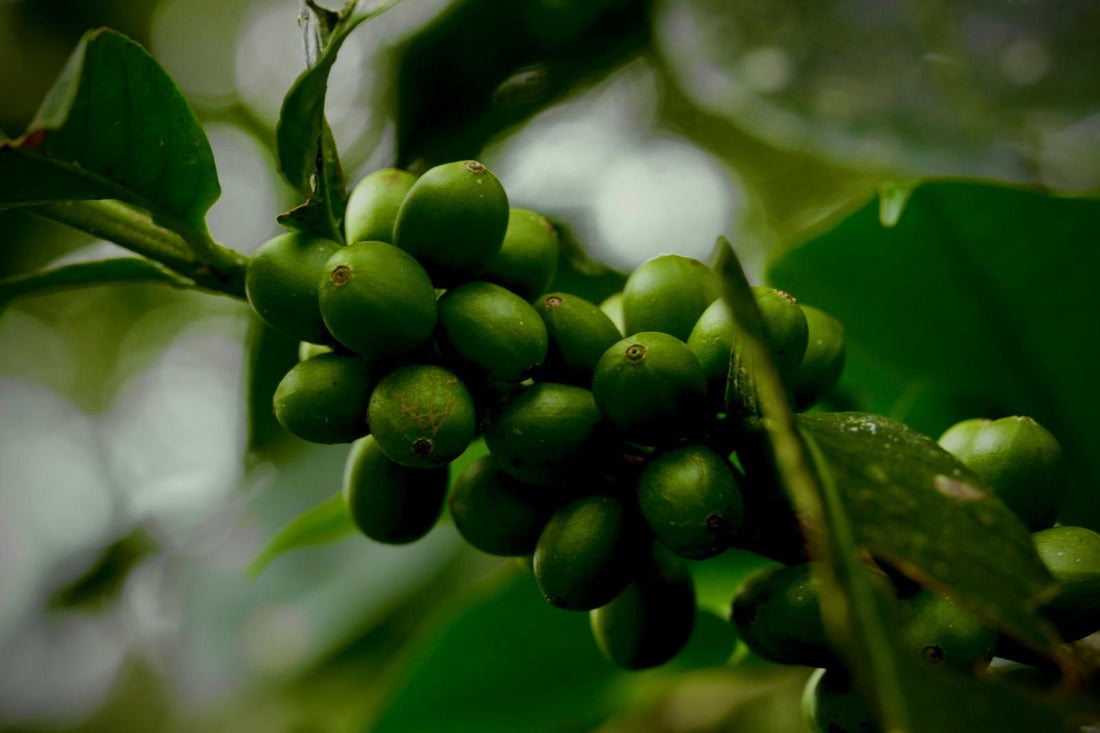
[276,1,402,239]
[0,29,220,234]
[655,1,1100,184]
[800,412,1060,653]
[394,0,651,166]
[369,570,620,733]
[248,493,354,578]
[47,530,157,610]
[767,180,1100,529]
[0,258,193,308]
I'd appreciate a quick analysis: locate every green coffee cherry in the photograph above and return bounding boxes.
[245,232,341,344]
[449,456,554,556]
[273,353,376,444]
[367,364,476,468]
[1033,526,1100,641]
[599,292,625,334]
[344,168,417,244]
[793,304,846,408]
[950,416,1066,531]
[536,292,622,387]
[637,445,743,559]
[731,563,839,668]
[482,208,560,300]
[937,418,992,458]
[343,436,448,544]
[592,332,707,445]
[318,241,438,358]
[393,160,509,286]
[622,254,722,341]
[590,545,696,669]
[483,383,606,488]
[298,341,332,361]
[436,281,548,382]
[534,494,639,611]
[897,591,996,672]
[686,298,734,404]
[802,669,881,733]
[752,286,809,384]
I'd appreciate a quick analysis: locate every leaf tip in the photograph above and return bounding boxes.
[878,180,920,228]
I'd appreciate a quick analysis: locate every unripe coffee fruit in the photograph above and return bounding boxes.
[246,232,340,344]
[793,304,846,408]
[622,254,721,341]
[950,416,1066,531]
[436,281,548,382]
[638,444,743,559]
[318,241,437,358]
[593,332,707,445]
[483,382,605,487]
[590,545,696,669]
[273,353,376,444]
[449,456,554,556]
[393,160,508,286]
[537,292,622,387]
[1033,525,1100,641]
[343,436,448,543]
[534,494,639,611]
[482,208,559,300]
[367,364,476,468]
[731,563,839,668]
[897,591,996,672]
[344,168,417,244]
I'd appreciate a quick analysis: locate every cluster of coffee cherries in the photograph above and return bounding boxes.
[244,160,1099,729]
[787,416,1100,732]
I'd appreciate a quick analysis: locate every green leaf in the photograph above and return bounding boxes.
[799,412,1060,652]
[0,29,220,234]
[276,0,401,239]
[714,241,1078,731]
[369,570,621,733]
[713,239,916,730]
[0,257,193,307]
[248,493,354,578]
[767,180,1100,529]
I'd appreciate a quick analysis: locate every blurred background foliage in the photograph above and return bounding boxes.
[0,0,1097,730]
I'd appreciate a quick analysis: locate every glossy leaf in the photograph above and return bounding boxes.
[800,412,1060,652]
[767,180,1100,529]
[0,29,219,233]
[248,493,354,578]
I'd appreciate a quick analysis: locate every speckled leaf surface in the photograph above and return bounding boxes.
[800,411,1060,651]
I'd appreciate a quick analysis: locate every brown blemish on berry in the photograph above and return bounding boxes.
[624,344,647,363]
[706,513,723,529]
[775,289,797,303]
[330,265,351,286]
[413,438,434,457]
[934,474,985,501]
[465,160,486,174]
[921,645,945,664]
[545,296,564,309]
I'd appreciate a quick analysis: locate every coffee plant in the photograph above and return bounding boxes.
[2,2,1099,731]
